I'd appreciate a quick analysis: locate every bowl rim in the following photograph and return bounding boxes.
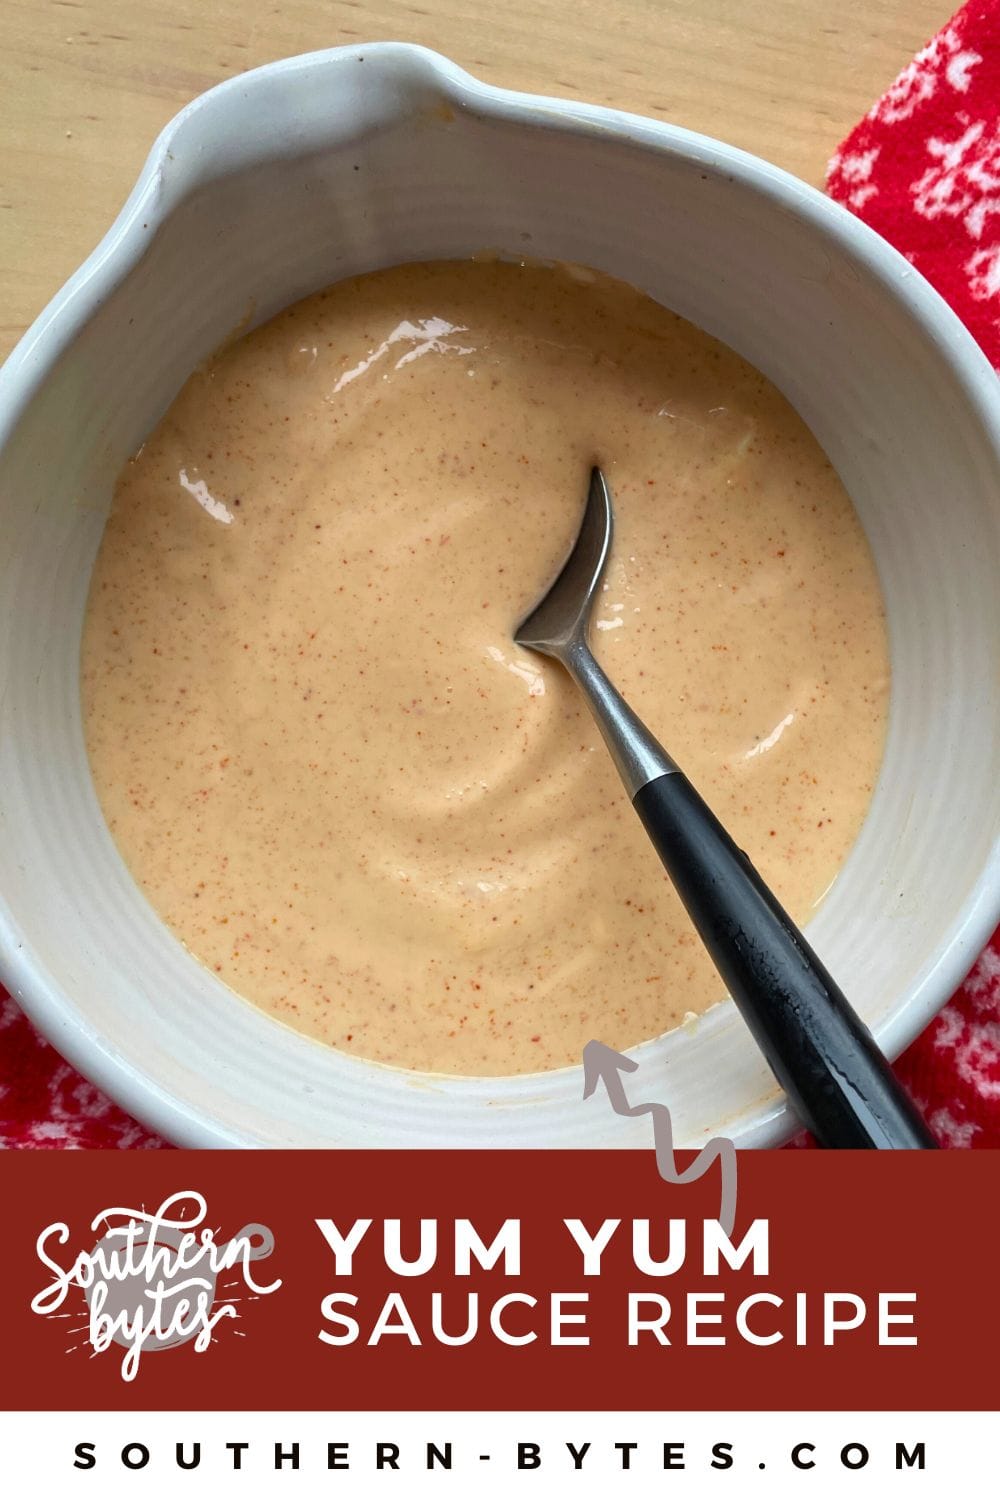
[1,41,999,1148]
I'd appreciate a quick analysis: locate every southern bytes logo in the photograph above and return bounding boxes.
[30,1190,281,1379]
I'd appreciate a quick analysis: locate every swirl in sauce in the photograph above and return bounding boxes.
[81,260,889,1075]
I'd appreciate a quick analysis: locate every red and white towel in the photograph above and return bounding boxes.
[2,2,999,1148]
[829,0,1000,368]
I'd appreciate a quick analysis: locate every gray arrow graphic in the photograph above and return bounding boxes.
[583,1040,738,1237]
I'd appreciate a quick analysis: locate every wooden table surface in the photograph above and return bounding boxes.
[1,0,949,361]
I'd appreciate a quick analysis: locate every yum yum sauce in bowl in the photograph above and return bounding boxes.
[2,46,998,1146]
[82,258,888,1078]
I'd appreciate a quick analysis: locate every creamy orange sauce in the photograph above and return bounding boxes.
[81,260,889,1075]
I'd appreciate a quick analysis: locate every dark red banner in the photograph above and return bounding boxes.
[2,1150,995,1411]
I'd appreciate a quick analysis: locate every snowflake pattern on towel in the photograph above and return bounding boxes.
[912,118,1000,239]
[893,936,1000,1146]
[2,0,999,1149]
[828,0,1000,365]
[0,989,165,1148]
[866,18,981,125]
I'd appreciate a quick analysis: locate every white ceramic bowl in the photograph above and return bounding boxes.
[2,44,999,1148]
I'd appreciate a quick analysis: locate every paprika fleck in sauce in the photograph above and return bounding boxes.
[81,260,889,1075]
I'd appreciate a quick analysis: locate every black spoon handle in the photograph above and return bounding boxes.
[633,771,936,1149]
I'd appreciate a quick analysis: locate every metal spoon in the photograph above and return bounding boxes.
[515,467,935,1148]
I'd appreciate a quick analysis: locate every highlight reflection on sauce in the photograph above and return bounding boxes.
[81,259,889,1076]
